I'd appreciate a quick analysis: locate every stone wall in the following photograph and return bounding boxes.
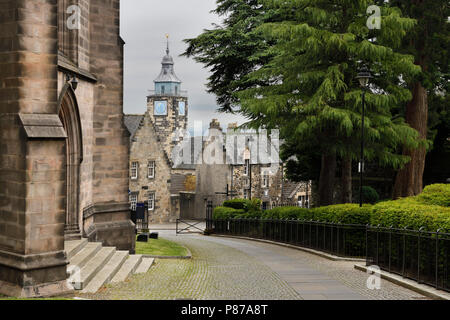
[0,0,72,297]
[84,0,135,251]
[129,113,174,223]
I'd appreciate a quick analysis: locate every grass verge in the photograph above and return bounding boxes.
[135,236,188,257]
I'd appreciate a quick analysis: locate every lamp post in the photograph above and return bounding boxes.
[356,66,372,207]
[243,148,251,200]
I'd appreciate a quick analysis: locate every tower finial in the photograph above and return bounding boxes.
[165,34,169,55]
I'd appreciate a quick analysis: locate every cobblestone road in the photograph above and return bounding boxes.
[80,231,429,300]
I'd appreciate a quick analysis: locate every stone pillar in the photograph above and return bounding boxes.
[85,0,135,253]
[0,0,72,297]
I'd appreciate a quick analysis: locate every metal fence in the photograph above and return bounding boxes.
[366,226,449,292]
[211,218,366,258]
[209,218,450,293]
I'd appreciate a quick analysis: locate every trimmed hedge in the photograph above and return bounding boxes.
[213,184,450,232]
[370,198,450,232]
[213,207,245,219]
[415,184,450,207]
[223,199,247,210]
[311,204,372,225]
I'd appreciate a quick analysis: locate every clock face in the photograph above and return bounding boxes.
[154,101,167,115]
[178,101,186,116]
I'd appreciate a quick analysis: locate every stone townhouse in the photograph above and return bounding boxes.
[196,120,312,212]
[124,42,196,223]
[0,0,134,297]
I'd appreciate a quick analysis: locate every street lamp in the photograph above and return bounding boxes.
[243,147,251,200]
[356,66,372,207]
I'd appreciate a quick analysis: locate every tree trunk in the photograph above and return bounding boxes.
[318,152,336,206]
[341,156,352,203]
[393,82,428,198]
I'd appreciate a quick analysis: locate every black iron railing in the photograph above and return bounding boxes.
[211,218,366,258]
[208,218,450,293]
[366,226,449,292]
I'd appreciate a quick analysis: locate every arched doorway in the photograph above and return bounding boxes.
[58,85,83,240]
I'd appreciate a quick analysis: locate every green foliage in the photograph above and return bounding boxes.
[360,186,380,204]
[370,198,450,232]
[262,206,313,220]
[244,198,262,213]
[311,204,373,225]
[416,184,450,207]
[223,198,248,210]
[213,206,245,219]
[215,185,450,232]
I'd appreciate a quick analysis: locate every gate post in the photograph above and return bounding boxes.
[205,200,213,234]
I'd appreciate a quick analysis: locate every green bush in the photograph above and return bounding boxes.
[213,206,245,219]
[311,204,372,225]
[223,199,248,210]
[262,207,312,220]
[214,184,450,232]
[370,198,450,232]
[415,184,450,207]
[244,198,262,213]
[360,186,380,204]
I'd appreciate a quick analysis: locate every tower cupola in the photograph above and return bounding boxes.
[153,35,182,96]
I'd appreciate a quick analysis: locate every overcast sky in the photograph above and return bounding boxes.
[120,0,247,133]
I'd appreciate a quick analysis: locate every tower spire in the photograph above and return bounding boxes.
[165,34,169,55]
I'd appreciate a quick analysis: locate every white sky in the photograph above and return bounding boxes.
[120,0,248,134]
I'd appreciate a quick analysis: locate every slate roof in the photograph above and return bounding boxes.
[282,181,302,199]
[124,114,144,140]
[154,46,182,83]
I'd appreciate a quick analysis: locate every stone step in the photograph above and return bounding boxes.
[64,238,88,260]
[67,242,103,275]
[81,251,129,294]
[71,247,116,290]
[111,255,143,283]
[134,258,154,274]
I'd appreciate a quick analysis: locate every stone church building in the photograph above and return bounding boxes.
[0,0,135,297]
[125,42,196,224]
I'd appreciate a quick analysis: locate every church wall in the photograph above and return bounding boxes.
[0,0,72,296]
[57,72,95,231]
[82,0,135,251]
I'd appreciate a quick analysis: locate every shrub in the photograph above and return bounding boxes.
[223,199,248,210]
[262,207,312,220]
[214,184,450,232]
[311,204,372,225]
[244,198,262,213]
[213,206,245,219]
[415,184,450,207]
[371,198,450,232]
[360,186,380,204]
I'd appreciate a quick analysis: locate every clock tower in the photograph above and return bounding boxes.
[147,36,188,161]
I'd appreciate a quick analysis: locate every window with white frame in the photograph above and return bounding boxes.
[131,161,139,180]
[129,193,138,211]
[244,159,250,176]
[148,192,155,211]
[148,160,155,179]
[243,189,249,199]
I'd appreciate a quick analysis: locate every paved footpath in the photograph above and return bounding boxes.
[80,229,430,300]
